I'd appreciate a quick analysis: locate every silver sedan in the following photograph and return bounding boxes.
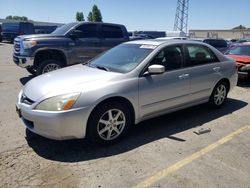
[16,40,238,144]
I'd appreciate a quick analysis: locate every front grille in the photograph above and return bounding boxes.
[21,94,35,105]
[14,38,21,55]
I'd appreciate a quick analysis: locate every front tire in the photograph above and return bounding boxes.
[26,67,36,75]
[209,81,229,108]
[36,60,63,75]
[87,102,132,145]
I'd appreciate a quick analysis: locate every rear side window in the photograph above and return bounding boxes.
[185,45,219,67]
[75,24,98,38]
[101,25,123,38]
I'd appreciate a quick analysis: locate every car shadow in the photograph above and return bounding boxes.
[19,75,35,85]
[237,79,250,88]
[26,98,248,162]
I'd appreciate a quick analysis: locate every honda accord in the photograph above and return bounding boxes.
[16,39,238,144]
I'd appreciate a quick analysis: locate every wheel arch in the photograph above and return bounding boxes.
[34,49,67,68]
[87,96,136,127]
[214,78,230,91]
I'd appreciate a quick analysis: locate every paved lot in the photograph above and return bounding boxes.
[0,42,250,188]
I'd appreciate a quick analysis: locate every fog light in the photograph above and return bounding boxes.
[21,59,27,64]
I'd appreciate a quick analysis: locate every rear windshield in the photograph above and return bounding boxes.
[227,46,250,56]
[204,39,228,48]
[2,23,19,31]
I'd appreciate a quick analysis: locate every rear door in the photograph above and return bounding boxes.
[100,24,127,52]
[183,44,223,102]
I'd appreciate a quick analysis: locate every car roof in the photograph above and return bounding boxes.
[70,21,125,27]
[126,39,206,46]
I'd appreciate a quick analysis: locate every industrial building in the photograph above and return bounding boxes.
[189,27,250,40]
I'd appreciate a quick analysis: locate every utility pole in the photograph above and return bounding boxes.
[174,0,189,35]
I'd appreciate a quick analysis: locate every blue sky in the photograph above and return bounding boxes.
[0,0,249,31]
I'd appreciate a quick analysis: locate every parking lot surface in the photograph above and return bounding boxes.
[0,42,250,188]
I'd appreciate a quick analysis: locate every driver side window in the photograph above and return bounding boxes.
[150,45,183,71]
[74,24,98,38]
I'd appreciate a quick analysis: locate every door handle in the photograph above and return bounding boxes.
[178,74,190,79]
[213,67,221,72]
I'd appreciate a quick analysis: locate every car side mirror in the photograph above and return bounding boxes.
[147,65,165,75]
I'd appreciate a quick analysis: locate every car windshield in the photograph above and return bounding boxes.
[227,46,250,56]
[89,44,155,73]
[52,22,76,35]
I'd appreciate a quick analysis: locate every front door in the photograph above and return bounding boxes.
[139,45,191,118]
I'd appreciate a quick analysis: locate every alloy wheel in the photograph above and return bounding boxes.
[97,109,126,141]
[42,63,61,73]
[214,84,227,106]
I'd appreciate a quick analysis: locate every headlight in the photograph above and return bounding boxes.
[22,40,37,49]
[35,93,80,111]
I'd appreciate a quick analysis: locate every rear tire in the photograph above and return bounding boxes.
[36,59,63,75]
[209,81,229,108]
[87,102,132,145]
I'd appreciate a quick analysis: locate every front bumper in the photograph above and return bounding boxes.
[13,55,34,68]
[237,63,250,79]
[238,71,249,79]
[16,99,92,140]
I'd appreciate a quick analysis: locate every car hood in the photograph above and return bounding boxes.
[226,54,250,64]
[23,64,121,101]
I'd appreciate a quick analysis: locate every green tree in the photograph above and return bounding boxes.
[5,15,28,21]
[22,16,28,21]
[92,5,102,22]
[87,12,93,22]
[76,12,85,21]
[6,15,13,20]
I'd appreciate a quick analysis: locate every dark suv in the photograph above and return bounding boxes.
[13,22,129,75]
[0,23,2,42]
[203,39,229,53]
[2,21,34,43]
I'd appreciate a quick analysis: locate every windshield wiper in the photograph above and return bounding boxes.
[95,65,110,72]
[86,63,110,72]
